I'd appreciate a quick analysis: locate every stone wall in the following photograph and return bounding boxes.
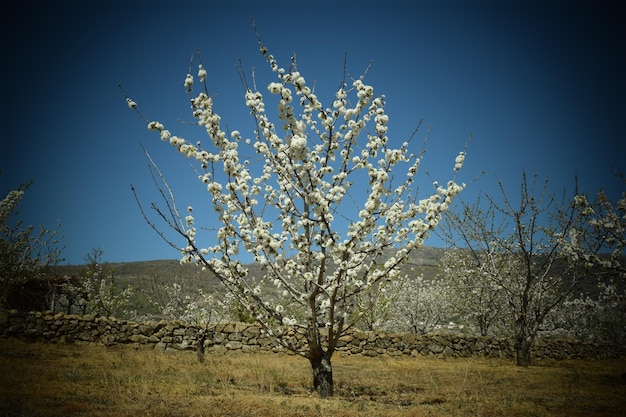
[0,309,621,360]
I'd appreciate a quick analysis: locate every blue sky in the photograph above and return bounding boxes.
[1,0,624,265]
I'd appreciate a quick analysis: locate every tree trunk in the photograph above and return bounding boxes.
[305,300,335,398]
[310,354,333,398]
[515,337,531,366]
[514,309,532,366]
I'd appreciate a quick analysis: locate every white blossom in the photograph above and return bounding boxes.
[184,73,193,91]
[454,151,465,171]
[198,64,207,82]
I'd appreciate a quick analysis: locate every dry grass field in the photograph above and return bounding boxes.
[0,338,624,417]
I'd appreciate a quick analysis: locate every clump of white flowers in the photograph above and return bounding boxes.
[1,187,64,307]
[454,151,465,171]
[0,190,24,225]
[567,189,626,272]
[184,73,194,92]
[198,64,207,82]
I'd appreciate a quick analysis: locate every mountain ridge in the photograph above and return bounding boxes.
[52,245,448,285]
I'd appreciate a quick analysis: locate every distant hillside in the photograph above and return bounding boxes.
[54,259,221,293]
[53,245,447,286]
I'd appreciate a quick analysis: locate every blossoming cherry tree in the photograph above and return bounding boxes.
[125,38,467,397]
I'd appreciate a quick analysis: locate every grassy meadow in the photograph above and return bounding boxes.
[0,338,624,417]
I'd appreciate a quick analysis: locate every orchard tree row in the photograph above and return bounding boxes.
[382,172,625,366]
[2,166,624,392]
[119,27,624,397]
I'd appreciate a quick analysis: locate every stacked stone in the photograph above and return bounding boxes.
[0,310,621,360]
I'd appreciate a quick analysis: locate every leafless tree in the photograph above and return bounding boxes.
[440,171,598,366]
